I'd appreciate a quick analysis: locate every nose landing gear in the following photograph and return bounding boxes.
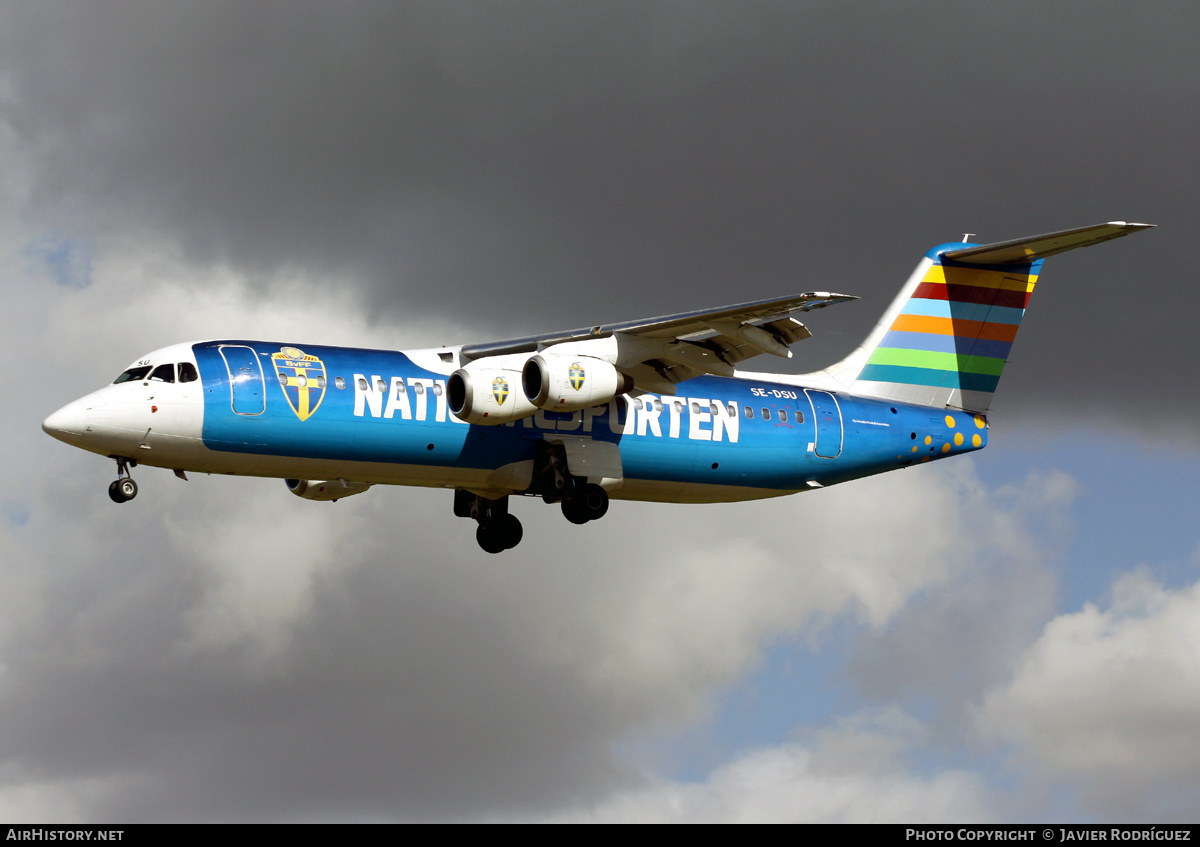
[108,456,139,503]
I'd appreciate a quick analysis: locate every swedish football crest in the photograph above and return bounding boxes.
[492,376,509,406]
[272,346,327,421]
[569,362,586,391]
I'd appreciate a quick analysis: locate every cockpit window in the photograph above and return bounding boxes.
[178,362,199,383]
[113,366,152,384]
[148,364,176,383]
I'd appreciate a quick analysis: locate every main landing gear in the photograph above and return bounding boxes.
[108,456,138,503]
[455,490,523,554]
[534,442,609,525]
[453,444,613,553]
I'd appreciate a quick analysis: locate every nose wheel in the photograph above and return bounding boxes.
[108,457,139,503]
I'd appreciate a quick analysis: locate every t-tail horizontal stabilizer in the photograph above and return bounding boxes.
[809,221,1155,414]
[941,221,1155,265]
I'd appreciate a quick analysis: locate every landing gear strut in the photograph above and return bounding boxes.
[108,456,138,503]
[529,442,611,526]
[455,490,523,553]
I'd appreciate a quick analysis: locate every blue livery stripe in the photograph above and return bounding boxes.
[858,364,1002,393]
[880,331,1014,360]
[900,299,1026,324]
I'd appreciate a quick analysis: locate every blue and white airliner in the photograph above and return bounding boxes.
[43,222,1152,552]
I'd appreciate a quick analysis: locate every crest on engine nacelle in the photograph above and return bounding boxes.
[569,362,586,391]
[492,376,510,406]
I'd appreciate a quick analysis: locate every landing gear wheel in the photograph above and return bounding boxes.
[476,523,506,554]
[562,497,590,525]
[108,478,138,503]
[496,514,523,549]
[476,514,523,553]
[563,483,609,524]
[580,483,609,521]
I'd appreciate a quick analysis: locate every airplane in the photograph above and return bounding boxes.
[42,222,1152,552]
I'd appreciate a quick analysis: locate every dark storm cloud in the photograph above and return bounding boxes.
[3,1,1196,430]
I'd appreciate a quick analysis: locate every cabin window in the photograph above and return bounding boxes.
[357,378,368,391]
[277,372,287,386]
[778,409,787,422]
[727,402,736,417]
[178,362,199,383]
[148,364,175,383]
[414,383,425,395]
[376,378,387,392]
[113,366,152,384]
[633,398,644,410]
[761,407,769,420]
[335,377,345,390]
[794,410,805,424]
[690,402,700,414]
[673,401,683,413]
[316,375,326,388]
[744,405,753,419]
[433,383,444,396]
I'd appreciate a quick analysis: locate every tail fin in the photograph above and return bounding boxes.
[814,222,1153,413]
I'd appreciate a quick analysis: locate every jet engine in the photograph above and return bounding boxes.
[447,365,538,425]
[286,479,372,501]
[522,354,633,412]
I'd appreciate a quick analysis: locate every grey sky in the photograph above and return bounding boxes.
[3,2,1199,822]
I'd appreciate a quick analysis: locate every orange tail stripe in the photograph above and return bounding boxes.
[890,314,1020,342]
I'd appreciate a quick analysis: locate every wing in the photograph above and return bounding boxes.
[460,291,857,393]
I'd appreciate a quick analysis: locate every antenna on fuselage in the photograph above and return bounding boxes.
[961,232,976,243]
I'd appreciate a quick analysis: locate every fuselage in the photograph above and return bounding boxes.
[42,339,987,504]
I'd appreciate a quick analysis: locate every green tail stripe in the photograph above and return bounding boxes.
[866,347,1007,377]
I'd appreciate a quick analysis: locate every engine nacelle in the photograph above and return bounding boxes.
[286,479,372,501]
[522,354,633,412]
[447,366,538,425]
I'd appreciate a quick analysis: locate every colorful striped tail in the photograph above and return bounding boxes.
[811,222,1153,413]
[853,249,1039,412]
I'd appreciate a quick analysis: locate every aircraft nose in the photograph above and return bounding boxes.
[42,398,89,440]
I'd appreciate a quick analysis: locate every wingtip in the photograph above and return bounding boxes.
[1108,221,1157,229]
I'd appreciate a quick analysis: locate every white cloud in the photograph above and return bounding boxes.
[542,709,994,823]
[978,566,1200,817]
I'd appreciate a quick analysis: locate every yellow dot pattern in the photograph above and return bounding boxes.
[906,413,987,465]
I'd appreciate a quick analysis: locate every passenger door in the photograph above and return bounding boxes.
[804,389,843,458]
[219,345,266,415]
